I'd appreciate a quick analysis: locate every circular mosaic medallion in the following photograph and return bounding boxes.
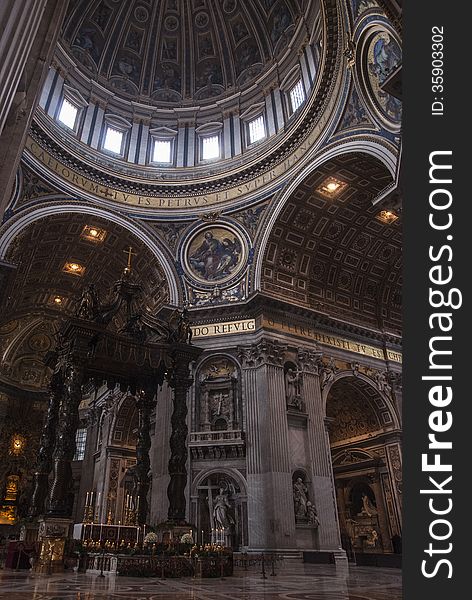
[183,225,247,285]
[365,30,402,123]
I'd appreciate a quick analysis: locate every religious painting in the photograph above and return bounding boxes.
[366,31,402,123]
[184,226,247,285]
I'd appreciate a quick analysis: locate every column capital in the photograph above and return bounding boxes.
[238,338,287,368]
[297,348,323,375]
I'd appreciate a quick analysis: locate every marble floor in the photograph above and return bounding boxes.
[0,563,402,599]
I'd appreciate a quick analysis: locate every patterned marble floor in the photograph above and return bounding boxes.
[0,563,402,599]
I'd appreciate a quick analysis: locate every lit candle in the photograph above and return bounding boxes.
[85,491,89,508]
[136,526,139,544]
[136,495,140,514]
[144,524,146,539]
[99,523,103,543]
[90,491,94,508]
[201,529,204,542]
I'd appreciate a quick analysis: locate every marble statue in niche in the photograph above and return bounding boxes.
[293,477,308,518]
[293,473,319,526]
[284,362,303,410]
[306,501,320,527]
[199,475,242,549]
[213,488,235,529]
[359,492,378,517]
[197,358,239,432]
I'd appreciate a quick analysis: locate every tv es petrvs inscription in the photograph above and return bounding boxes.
[431,26,444,116]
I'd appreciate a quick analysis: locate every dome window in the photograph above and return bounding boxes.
[103,126,124,154]
[201,134,220,161]
[153,139,172,164]
[289,79,306,113]
[57,97,78,130]
[248,114,266,144]
[101,114,132,157]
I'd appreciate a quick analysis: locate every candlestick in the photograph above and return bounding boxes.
[99,523,103,543]
[136,526,139,544]
[85,491,89,508]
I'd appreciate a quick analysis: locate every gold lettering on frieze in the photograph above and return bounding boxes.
[191,319,256,339]
[25,115,321,209]
[262,317,402,363]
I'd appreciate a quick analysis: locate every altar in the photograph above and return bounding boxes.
[73,523,143,547]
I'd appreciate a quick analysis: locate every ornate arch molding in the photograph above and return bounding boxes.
[0,202,182,306]
[322,370,400,430]
[191,467,247,497]
[252,139,398,290]
[332,446,384,466]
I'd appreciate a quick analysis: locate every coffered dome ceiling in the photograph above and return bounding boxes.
[62,0,303,105]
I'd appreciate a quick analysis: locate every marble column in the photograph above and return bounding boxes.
[167,352,194,522]
[135,385,156,525]
[0,0,69,219]
[48,360,84,516]
[298,349,341,551]
[149,381,172,524]
[29,370,62,518]
[239,339,295,550]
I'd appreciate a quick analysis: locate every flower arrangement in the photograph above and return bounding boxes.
[143,532,158,546]
[180,533,194,544]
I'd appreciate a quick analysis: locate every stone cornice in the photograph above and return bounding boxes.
[188,294,402,351]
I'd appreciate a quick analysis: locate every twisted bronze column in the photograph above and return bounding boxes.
[48,361,84,516]
[135,386,156,525]
[167,354,193,522]
[29,371,63,518]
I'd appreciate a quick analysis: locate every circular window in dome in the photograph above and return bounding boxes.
[363,29,402,126]
[183,224,247,286]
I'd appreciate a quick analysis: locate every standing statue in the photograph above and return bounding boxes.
[293,477,309,519]
[285,367,301,407]
[75,284,100,320]
[213,488,234,529]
